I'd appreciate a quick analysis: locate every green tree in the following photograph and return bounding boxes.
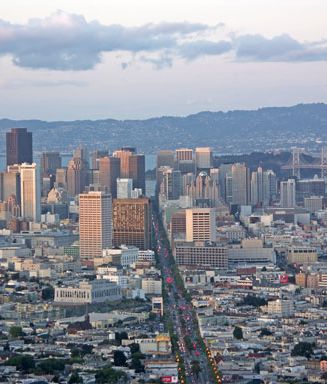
[115,331,128,344]
[113,350,127,366]
[129,343,140,355]
[130,357,144,373]
[291,342,314,358]
[6,355,35,372]
[259,328,272,337]
[191,360,201,379]
[233,326,243,340]
[41,286,55,300]
[37,358,65,374]
[69,372,83,384]
[9,325,24,338]
[95,366,127,384]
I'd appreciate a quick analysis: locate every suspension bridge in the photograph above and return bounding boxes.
[281,147,327,178]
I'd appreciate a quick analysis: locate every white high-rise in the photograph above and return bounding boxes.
[20,163,41,222]
[280,179,296,208]
[117,178,133,199]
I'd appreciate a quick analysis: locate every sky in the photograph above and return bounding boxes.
[0,0,327,120]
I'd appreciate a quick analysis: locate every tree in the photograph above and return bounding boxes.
[95,366,127,384]
[259,328,272,337]
[9,325,24,338]
[233,326,243,340]
[113,350,127,366]
[69,372,83,384]
[191,360,201,379]
[41,286,55,300]
[115,331,128,344]
[37,358,65,374]
[291,342,314,358]
[6,355,35,372]
[129,343,140,355]
[130,357,144,373]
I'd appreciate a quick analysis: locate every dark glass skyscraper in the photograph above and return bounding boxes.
[6,128,33,166]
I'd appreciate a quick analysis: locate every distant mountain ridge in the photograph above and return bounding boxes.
[0,103,326,154]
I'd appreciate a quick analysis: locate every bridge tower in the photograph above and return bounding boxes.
[321,147,327,178]
[292,148,301,179]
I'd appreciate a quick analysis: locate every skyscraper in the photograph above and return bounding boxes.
[20,163,40,222]
[40,152,62,177]
[79,191,112,263]
[98,156,121,198]
[231,163,250,206]
[113,197,151,250]
[195,147,213,170]
[250,167,264,206]
[161,167,182,200]
[117,178,133,199]
[6,128,33,166]
[113,148,145,194]
[67,148,89,196]
[176,148,195,174]
[280,179,296,208]
[185,208,216,242]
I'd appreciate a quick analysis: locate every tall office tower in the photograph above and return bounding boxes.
[40,152,62,177]
[79,191,112,262]
[117,178,133,198]
[161,168,182,200]
[250,167,264,206]
[91,149,109,170]
[67,148,89,196]
[280,179,296,208]
[231,163,250,206]
[113,197,151,250]
[6,128,33,167]
[187,171,219,208]
[263,170,277,206]
[210,168,219,184]
[113,147,136,178]
[185,208,216,242]
[157,150,175,169]
[219,163,233,201]
[225,173,233,203]
[56,168,68,189]
[129,154,145,192]
[182,173,195,195]
[195,147,213,170]
[113,148,145,193]
[20,163,41,222]
[98,156,121,198]
[0,171,20,204]
[176,148,195,174]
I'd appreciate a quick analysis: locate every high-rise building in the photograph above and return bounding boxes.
[195,147,213,170]
[20,163,40,222]
[176,148,195,174]
[157,150,175,169]
[219,163,233,202]
[263,170,277,206]
[280,179,296,208]
[6,128,33,167]
[129,154,145,192]
[187,171,219,208]
[113,147,136,178]
[91,149,109,170]
[117,178,133,199]
[79,191,112,262]
[113,197,151,250]
[160,167,182,200]
[98,156,121,198]
[0,171,20,204]
[250,167,263,206]
[185,208,216,242]
[56,168,68,189]
[67,148,89,196]
[231,163,250,206]
[113,148,145,193]
[304,196,323,213]
[40,152,62,177]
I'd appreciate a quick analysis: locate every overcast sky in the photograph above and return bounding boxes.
[1,0,327,120]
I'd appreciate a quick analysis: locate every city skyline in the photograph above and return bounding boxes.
[1,1,327,120]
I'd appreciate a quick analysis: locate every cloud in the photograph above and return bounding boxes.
[0,11,326,71]
[0,78,88,89]
[234,34,327,62]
